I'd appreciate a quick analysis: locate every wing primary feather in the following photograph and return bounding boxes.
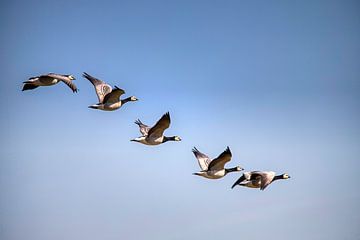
[231,174,246,189]
[147,112,171,138]
[207,146,232,171]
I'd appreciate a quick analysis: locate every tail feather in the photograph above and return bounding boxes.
[88,105,99,109]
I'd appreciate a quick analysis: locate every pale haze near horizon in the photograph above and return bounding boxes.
[0,0,359,239]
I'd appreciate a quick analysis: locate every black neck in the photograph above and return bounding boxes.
[121,97,132,104]
[225,167,238,173]
[273,175,283,181]
[163,136,176,142]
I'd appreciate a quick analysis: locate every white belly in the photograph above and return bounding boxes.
[36,78,59,86]
[199,169,226,179]
[102,102,121,111]
[145,136,164,145]
[133,136,162,145]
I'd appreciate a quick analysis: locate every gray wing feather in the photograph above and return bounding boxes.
[259,172,275,190]
[60,78,78,93]
[135,119,150,136]
[207,147,232,171]
[103,86,125,103]
[249,171,275,190]
[147,112,171,139]
[192,147,211,171]
[83,72,112,103]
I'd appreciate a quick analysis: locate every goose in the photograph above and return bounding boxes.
[22,73,77,92]
[192,146,243,179]
[231,171,290,190]
[131,112,181,145]
[83,72,138,111]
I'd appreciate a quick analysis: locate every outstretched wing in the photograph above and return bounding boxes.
[192,147,211,171]
[83,72,112,103]
[22,84,39,91]
[250,171,275,190]
[103,86,125,103]
[207,147,232,171]
[259,172,275,190]
[147,112,171,139]
[135,119,150,136]
[231,174,247,189]
[60,78,78,93]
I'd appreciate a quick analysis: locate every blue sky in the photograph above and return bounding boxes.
[1,0,360,239]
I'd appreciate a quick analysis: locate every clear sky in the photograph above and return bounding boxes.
[1,0,359,239]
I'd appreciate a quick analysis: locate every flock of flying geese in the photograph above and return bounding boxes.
[22,72,291,191]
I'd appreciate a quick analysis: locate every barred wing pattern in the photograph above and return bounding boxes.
[192,147,211,171]
[135,119,150,136]
[83,72,112,103]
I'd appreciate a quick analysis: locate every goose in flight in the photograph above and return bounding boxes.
[231,171,290,190]
[131,112,181,145]
[192,146,243,179]
[83,72,138,111]
[22,73,77,92]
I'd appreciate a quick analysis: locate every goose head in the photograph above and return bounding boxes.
[164,136,182,142]
[235,166,244,171]
[67,75,76,80]
[282,173,291,179]
[130,96,138,101]
[173,136,182,141]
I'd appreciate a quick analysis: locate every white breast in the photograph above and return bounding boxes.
[145,136,164,145]
[103,102,121,111]
[206,169,226,179]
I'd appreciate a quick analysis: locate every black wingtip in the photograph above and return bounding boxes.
[22,84,39,91]
[82,72,91,79]
[225,146,231,155]
[231,174,245,189]
[134,119,142,125]
[192,147,199,153]
[163,112,171,121]
[231,178,240,189]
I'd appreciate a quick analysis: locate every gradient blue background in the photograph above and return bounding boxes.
[1,0,359,239]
